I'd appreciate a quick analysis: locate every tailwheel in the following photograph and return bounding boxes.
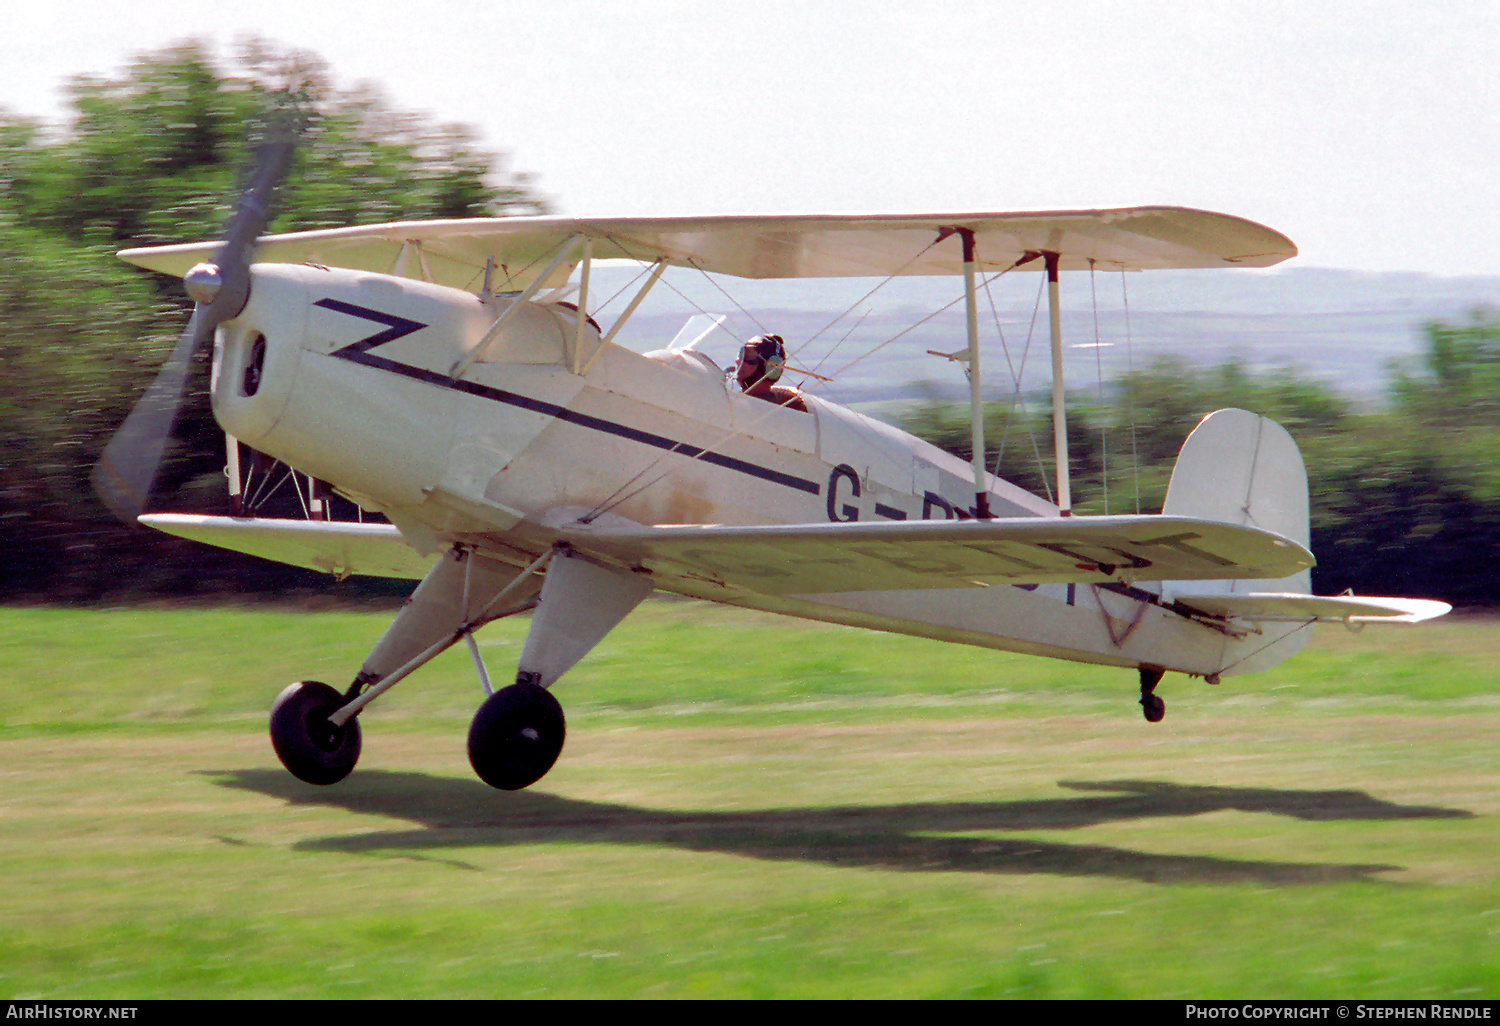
[1138,666,1167,723]
[269,681,362,785]
[468,682,566,790]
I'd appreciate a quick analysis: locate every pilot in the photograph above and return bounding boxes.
[733,334,808,412]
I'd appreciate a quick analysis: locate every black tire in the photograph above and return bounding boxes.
[468,682,566,790]
[1141,693,1166,723]
[269,680,362,785]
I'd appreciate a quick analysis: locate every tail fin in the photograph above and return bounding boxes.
[1162,408,1310,598]
[1159,409,1312,675]
[1158,409,1448,676]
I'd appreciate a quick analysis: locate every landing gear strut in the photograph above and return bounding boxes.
[1138,666,1166,723]
[264,543,649,791]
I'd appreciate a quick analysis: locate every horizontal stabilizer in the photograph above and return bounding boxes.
[560,514,1313,597]
[1176,592,1451,625]
[139,514,431,580]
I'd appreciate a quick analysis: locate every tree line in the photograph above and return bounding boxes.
[0,39,547,600]
[2,41,1494,606]
[900,315,1500,606]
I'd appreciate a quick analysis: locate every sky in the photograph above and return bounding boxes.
[5,0,1498,276]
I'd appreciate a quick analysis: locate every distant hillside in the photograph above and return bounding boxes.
[587,265,1500,405]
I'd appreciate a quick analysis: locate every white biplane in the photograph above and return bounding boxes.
[93,131,1449,790]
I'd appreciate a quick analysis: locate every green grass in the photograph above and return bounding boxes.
[1,600,1497,998]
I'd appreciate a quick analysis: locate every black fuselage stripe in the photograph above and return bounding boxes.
[314,298,427,351]
[333,350,822,494]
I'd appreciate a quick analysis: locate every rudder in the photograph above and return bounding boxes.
[1161,408,1311,597]
[1159,409,1312,676]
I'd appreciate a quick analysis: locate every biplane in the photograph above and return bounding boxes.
[93,127,1449,791]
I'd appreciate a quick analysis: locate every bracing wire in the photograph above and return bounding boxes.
[986,269,1054,505]
[580,256,958,520]
[800,308,870,400]
[824,291,964,380]
[1212,620,1317,676]
[685,259,771,339]
[798,238,943,380]
[649,265,757,350]
[245,461,294,513]
[591,257,656,319]
[823,264,1018,384]
[570,244,1058,521]
[580,390,811,522]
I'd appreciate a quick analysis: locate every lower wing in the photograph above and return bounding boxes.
[138,513,1447,626]
[559,514,1313,595]
[139,514,431,580]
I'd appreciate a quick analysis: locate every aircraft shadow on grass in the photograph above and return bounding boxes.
[210,770,1472,886]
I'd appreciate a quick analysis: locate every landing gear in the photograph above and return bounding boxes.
[262,544,642,790]
[269,680,362,785]
[464,547,645,790]
[468,682,567,790]
[1138,666,1166,723]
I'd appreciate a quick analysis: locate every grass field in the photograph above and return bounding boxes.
[1,599,1497,999]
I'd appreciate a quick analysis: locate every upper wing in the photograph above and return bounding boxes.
[117,206,1296,293]
[559,515,1313,596]
[139,514,432,580]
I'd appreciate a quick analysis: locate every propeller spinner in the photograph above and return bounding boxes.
[91,111,302,524]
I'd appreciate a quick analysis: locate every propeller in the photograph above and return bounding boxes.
[92,109,303,523]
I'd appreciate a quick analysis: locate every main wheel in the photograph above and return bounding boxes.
[468,682,566,790]
[1140,692,1166,723]
[269,680,362,785]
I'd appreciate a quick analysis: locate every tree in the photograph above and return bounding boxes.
[1391,308,1500,426]
[1,37,549,250]
[900,354,1500,604]
[0,39,550,598]
[0,218,175,595]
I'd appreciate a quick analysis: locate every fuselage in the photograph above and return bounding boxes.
[211,263,1307,679]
